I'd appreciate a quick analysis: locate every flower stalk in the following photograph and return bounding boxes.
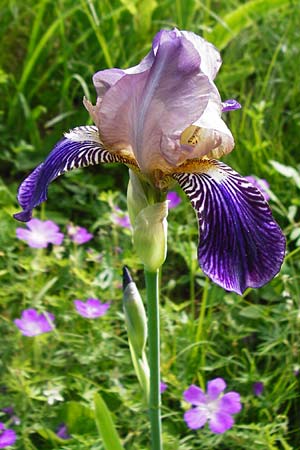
[145,268,162,450]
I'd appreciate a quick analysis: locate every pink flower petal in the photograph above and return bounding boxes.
[183,385,206,405]
[209,411,234,434]
[184,407,208,430]
[219,392,242,414]
[206,378,226,399]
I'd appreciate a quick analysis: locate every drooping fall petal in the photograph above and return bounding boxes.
[174,160,285,294]
[14,126,121,222]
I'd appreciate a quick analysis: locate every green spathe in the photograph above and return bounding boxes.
[133,202,168,272]
[123,280,147,356]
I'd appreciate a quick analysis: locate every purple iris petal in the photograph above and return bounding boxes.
[98,29,213,175]
[167,191,181,209]
[16,218,64,248]
[245,176,270,201]
[74,298,110,319]
[221,99,241,112]
[0,423,16,448]
[174,160,285,294]
[67,225,93,244]
[14,309,55,336]
[183,378,242,434]
[14,126,119,222]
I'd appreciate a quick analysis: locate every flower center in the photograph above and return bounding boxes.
[198,398,220,419]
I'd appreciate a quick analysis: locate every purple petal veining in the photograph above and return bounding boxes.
[174,160,285,294]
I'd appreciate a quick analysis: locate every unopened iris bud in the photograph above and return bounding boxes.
[123,266,147,356]
[127,170,168,272]
[127,170,149,226]
[133,202,168,272]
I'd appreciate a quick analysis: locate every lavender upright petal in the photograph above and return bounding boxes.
[174,160,285,294]
[98,29,213,177]
[180,30,222,80]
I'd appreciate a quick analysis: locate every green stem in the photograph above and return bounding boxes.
[145,269,162,450]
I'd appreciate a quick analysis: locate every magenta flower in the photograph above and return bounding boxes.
[67,225,93,244]
[160,382,167,393]
[111,207,131,228]
[74,298,110,318]
[252,381,264,396]
[56,423,70,440]
[13,28,285,294]
[1,407,20,426]
[0,423,16,448]
[183,378,242,434]
[16,218,64,248]
[244,176,270,201]
[14,309,55,336]
[167,191,181,209]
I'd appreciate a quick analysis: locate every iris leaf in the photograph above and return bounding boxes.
[94,392,124,450]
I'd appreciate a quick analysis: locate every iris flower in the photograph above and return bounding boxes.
[14,28,285,294]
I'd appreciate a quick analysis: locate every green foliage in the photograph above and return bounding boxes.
[94,393,124,450]
[1,0,300,449]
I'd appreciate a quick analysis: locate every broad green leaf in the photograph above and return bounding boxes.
[94,392,124,450]
[58,401,96,435]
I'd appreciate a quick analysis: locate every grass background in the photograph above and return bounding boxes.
[1,0,300,448]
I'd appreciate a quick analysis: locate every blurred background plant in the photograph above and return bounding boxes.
[1,0,300,448]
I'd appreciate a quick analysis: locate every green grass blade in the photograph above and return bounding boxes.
[210,0,291,50]
[94,392,124,450]
[17,5,80,93]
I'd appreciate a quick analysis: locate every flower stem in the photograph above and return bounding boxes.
[145,269,162,450]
